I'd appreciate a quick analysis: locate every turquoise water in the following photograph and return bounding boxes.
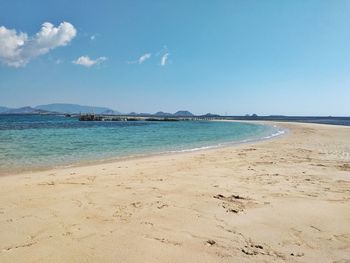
[0,115,284,173]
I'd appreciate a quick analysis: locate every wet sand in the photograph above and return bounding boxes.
[0,122,349,262]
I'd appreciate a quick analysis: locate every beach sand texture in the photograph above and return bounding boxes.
[0,122,349,263]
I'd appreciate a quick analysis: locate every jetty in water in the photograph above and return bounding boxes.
[78,114,220,122]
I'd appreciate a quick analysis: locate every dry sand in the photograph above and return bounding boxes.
[0,122,349,263]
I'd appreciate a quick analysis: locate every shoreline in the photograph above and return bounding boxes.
[1,120,346,178]
[0,120,286,177]
[1,121,349,262]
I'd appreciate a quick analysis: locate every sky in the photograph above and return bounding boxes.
[0,0,349,116]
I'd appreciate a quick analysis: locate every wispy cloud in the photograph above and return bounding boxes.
[72,55,107,67]
[160,53,169,66]
[0,22,76,67]
[156,46,170,66]
[138,53,151,64]
[127,52,152,65]
[128,47,170,66]
[90,35,96,40]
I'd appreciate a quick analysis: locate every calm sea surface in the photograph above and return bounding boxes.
[0,115,283,173]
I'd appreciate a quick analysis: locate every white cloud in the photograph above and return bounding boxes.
[0,22,76,67]
[160,53,169,66]
[138,53,151,64]
[127,52,152,65]
[72,55,107,67]
[90,35,96,40]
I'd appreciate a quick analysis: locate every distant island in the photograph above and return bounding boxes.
[0,103,119,115]
[1,104,349,126]
[0,103,198,117]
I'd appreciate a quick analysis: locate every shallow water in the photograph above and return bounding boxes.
[0,115,283,173]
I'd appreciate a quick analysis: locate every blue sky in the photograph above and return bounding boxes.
[0,0,349,116]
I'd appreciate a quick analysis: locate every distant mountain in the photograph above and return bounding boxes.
[35,103,119,114]
[173,110,194,117]
[0,106,11,113]
[154,111,172,117]
[2,106,52,114]
[0,105,195,116]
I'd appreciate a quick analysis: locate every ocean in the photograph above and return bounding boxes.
[0,115,283,174]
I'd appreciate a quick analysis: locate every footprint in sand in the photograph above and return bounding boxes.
[144,235,182,246]
[213,194,256,213]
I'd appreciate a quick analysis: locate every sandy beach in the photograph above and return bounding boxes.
[0,122,349,263]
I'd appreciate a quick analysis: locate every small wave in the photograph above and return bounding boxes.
[161,128,287,155]
[263,130,285,139]
[166,145,220,154]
